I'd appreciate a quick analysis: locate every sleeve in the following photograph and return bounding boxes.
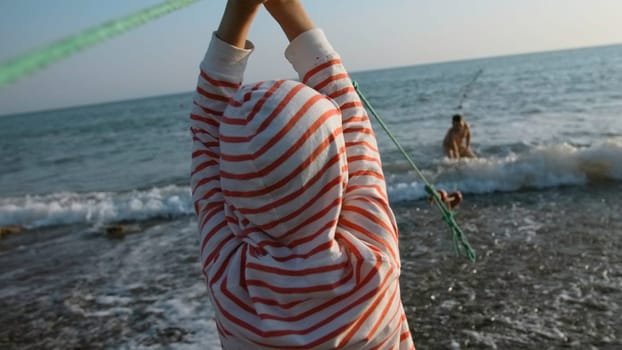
[285,29,400,267]
[190,33,253,274]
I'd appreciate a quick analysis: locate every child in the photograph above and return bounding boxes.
[190,1,415,348]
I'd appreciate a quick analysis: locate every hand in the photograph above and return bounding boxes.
[264,0,314,41]
[429,189,463,210]
[231,0,268,7]
[263,0,299,6]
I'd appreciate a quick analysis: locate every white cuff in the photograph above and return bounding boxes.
[285,28,340,77]
[201,32,254,79]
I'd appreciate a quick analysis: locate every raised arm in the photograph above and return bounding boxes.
[265,1,400,265]
[190,0,262,275]
[264,1,314,41]
[217,0,265,47]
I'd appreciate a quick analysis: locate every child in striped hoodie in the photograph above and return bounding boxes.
[190,1,415,348]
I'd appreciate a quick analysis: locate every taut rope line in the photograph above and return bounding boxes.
[354,81,476,262]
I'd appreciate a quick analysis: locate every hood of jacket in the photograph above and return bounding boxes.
[219,79,348,256]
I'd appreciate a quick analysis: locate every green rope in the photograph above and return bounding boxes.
[353,81,476,262]
[0,0,201,88]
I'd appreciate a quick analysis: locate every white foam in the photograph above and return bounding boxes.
[120,281,222,350]
[0,185,192,228]
[387,139,622,201]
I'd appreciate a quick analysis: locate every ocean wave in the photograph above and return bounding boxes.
[2,140,621,229]
[387,139,622,201]
[0,185,193,229]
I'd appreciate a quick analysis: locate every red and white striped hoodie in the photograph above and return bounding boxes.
[190,28,415,350]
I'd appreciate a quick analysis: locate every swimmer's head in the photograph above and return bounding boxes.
[452,114,463,124]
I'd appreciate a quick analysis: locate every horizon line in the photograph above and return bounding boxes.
[2,40,620,118]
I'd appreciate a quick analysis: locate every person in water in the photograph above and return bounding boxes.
[443,113,476,159]
[189,0,415,348]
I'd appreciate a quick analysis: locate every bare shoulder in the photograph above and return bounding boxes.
[444,128,454,139]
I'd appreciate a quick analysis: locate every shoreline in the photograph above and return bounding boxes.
[0,183,620,349]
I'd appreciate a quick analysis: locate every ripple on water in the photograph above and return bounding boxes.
[395,184,622,349]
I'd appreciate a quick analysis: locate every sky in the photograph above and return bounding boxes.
[0,0,621,116]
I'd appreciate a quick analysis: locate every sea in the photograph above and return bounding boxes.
[1,44,621,349]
